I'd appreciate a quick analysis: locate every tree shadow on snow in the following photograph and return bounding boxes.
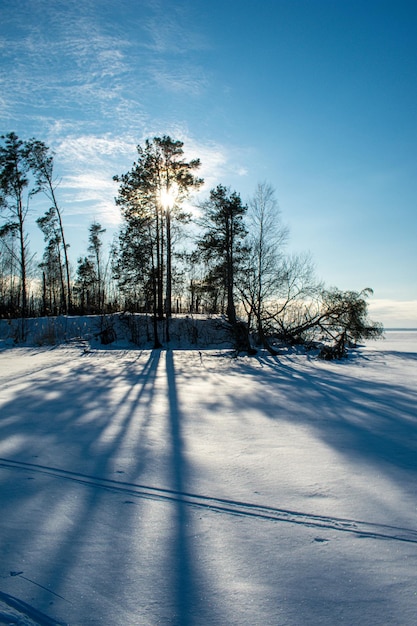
[235,351,417,479]
[0,347,217,625]
[0,345,416,625]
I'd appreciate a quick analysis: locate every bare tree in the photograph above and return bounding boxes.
[240,182,289,351]
[267,253,322,343]
[26,139,72,313]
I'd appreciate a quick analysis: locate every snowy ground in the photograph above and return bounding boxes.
[0,331,416,625]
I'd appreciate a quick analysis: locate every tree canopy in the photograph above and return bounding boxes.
[0,131,384,356]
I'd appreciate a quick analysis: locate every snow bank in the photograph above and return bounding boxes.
[0,313,233,350]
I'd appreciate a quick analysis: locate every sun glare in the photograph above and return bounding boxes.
[159,185,177,210]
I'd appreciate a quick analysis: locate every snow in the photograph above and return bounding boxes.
[0,329,416,625]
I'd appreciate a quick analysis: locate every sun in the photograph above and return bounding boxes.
[159,184,177,210]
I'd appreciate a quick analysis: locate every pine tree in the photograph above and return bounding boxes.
[0,133,33,333]
[37,208,66,314]
[88,222,106,312]
[197,185,248,326]
[26,139,72,313]
[114,136,203,346]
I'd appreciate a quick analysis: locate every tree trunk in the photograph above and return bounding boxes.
[156,210,164,320]
[18,201,27,339]
[50,184,72,314]
[165,209,172,342]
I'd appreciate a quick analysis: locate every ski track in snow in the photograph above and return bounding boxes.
[1,330,417,625]
[0,589,66,625]
[1,458,416,545]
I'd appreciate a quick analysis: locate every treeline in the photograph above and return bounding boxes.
[0,132,383,356]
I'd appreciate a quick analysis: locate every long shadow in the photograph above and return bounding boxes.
[2,345,416,624]
[0,347,164,624]
[383,350,417,361]
[38,349,163,617]
[165,349,197,626]
[230,352,417,483]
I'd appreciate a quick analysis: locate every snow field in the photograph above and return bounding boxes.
[0,332,416,625]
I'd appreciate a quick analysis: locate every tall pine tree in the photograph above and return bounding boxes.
[114,136,203,346]
[197,185,249,328]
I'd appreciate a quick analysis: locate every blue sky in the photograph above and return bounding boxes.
[1,0,416,326]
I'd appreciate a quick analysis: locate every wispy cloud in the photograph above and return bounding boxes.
[141,2,210,97]
[368,299,417,328]
[149,62,208,96]
[50,133,138,226]
[143,2,209,55]
[50,127,248,229]
[0,0,251,258]
[0,2,137,130]
[55,133,136,165]
[61,173,121,226]
[1,0,211,138]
